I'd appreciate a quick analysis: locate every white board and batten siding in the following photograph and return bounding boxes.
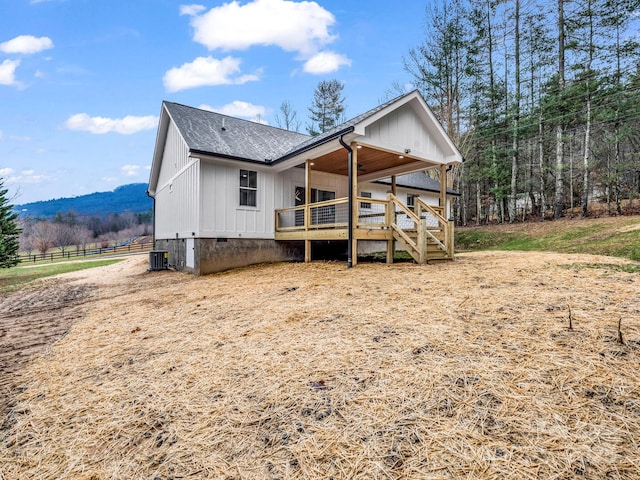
[154,121,200,240]
[363,103,450,164]
[198,162,304,239]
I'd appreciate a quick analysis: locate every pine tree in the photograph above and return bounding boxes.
[0,178,21,268]
[307,79,346,136]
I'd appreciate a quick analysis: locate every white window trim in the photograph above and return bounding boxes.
[239,169,258,209]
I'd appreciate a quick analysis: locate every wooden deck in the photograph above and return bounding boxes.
[275,194,454,264]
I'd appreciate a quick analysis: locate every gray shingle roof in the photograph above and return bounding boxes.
[164,101,310,162]
[161,94,457,195]
[375,172,459,195]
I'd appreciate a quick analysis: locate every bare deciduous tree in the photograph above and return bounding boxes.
[275,100,301,132]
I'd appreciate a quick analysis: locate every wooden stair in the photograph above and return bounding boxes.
[388,194,453,264]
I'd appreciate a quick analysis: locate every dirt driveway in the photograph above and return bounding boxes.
[0,257,154,423]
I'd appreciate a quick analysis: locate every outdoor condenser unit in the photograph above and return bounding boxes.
[149,250,168,271]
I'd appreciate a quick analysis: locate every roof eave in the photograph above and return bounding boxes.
[147,103,170,196]
[271,126,356,165]
[189,148,267,166]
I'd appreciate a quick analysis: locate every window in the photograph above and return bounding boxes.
[360,191,372,209]
[407,193,419,211]
[310,189,336,224]
[239,169,257,207]
[311,188,335,203]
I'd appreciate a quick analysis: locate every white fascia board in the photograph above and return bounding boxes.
[148,104,171,196]
[192,153,272,172]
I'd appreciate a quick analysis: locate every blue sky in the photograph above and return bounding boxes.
[0,0,427,204]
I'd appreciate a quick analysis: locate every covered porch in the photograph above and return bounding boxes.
[269,90,463,266]
[274,142,455,266]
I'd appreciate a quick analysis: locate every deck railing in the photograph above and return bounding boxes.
[356,197,388,228]
[275,195,454,261]
[275,198,349,231]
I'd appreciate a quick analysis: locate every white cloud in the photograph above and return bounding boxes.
[180,4,206,16]
[0,35,54,55]
[163,56,259,92]
[3,168,50,184]
[187,0,337,56]
[63,113,159,135]
[199,100,267,122]
[9,135,32,142]
[0,59,21,87]
[121,165,143,177]
[303,51,351,74]
[0,130,4,141]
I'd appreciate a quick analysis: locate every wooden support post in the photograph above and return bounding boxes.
[391,175,397,196]
[351,142,358,266]
[385,193,394,264]
[439,164,447,211]
[305,160,312,263]
[439,163,452,259]
[418,218,427,264]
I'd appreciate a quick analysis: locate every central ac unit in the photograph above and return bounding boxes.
[149,250,168,271]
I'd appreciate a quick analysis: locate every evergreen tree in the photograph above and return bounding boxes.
[307,79,346,136]
[0,178,21,268]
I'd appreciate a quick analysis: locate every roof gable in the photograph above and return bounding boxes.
[275,90,463,166]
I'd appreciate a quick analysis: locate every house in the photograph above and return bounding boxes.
[148,90,463,274]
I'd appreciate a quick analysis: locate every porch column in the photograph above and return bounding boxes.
[351,142,358,267]
[304,159,312,262]
[439,164,447,211]
[386,175,397,264]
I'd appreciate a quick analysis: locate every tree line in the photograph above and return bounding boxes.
[279,0,639,225]
[404,0,640,224]
[18,210,152,258]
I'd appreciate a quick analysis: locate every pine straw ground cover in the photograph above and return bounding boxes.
[0,251,639,479]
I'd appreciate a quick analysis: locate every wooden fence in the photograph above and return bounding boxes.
[19,241,153,264]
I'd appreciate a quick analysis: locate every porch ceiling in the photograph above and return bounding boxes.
[306,144,435,178]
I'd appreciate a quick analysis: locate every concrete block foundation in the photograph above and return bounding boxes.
[155,238,304,275]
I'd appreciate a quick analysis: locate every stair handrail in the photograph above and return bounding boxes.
[387,193,420,260]
[415,198,448,225]
[387,193,421,226]
[415,197,452,256]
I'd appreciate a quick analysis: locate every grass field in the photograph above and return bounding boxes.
[455,215,640,260]
[0,259,122,293]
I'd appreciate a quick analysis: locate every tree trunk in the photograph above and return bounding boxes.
[581,0,594,217]
[539,110,546,221]
[510,0,521,223]
[554,0,566,219]
[476,181,482,226]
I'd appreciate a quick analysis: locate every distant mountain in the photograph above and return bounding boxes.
[15,183,152,219]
